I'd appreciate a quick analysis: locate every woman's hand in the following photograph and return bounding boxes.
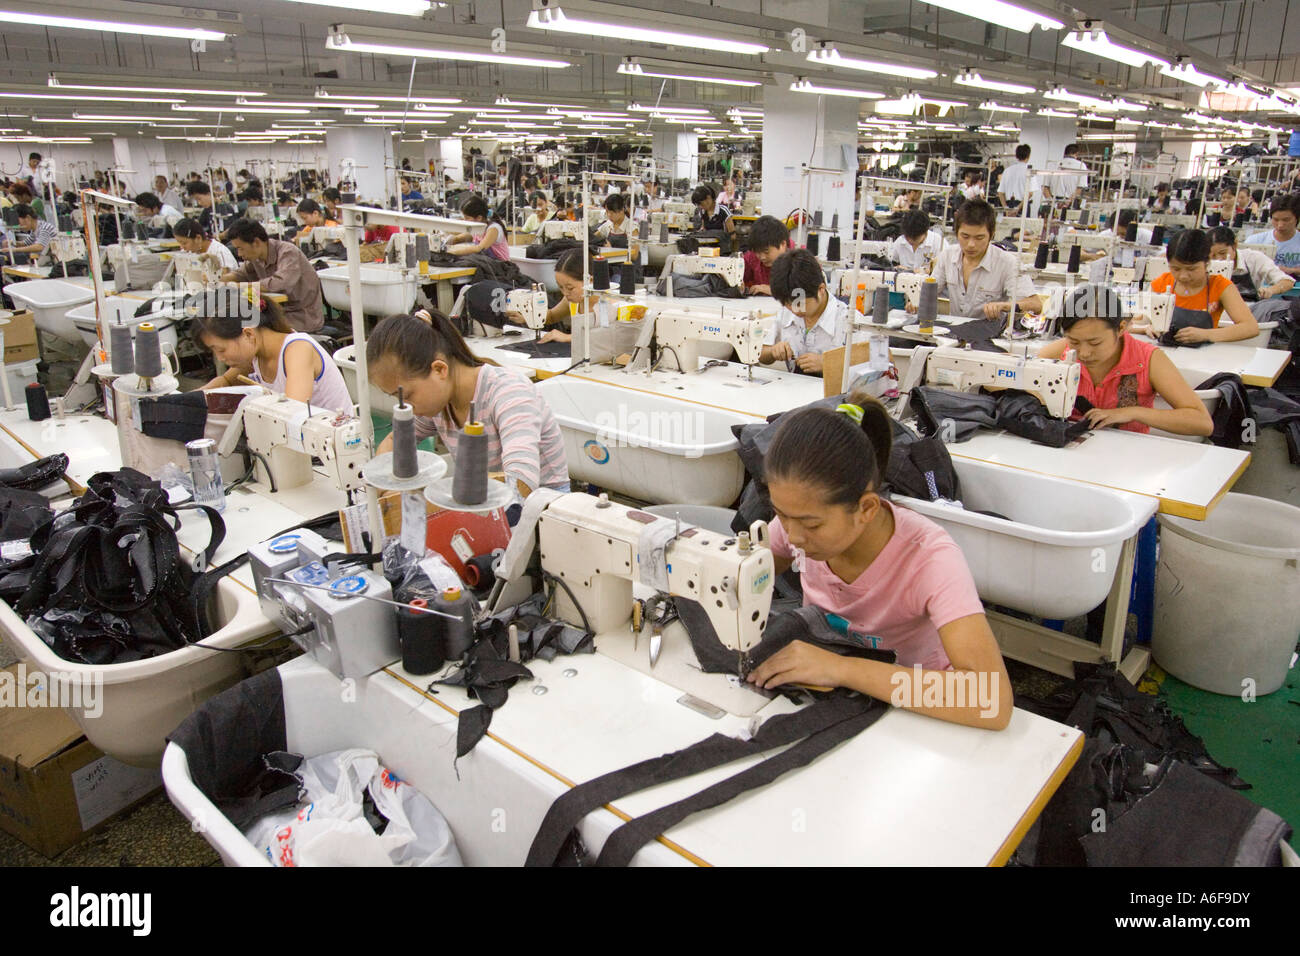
[539,329,571,344]
[1174,325,1212,344]
[1085,406,1138,430]
[746,640,845,691]
[748,283,771,296]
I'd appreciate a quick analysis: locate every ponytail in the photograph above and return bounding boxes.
[190,291,290,347]
[366,309,484,376]
[766,391,892,508]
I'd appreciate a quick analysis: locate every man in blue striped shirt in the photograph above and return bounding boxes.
[1,204,57,264]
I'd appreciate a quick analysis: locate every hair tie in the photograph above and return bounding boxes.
[836,403,864,424]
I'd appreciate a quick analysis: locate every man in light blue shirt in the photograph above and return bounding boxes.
[1245,193,1300,283]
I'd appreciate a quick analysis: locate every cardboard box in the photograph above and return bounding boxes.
[0,664,161,858]
[3,310,38,365]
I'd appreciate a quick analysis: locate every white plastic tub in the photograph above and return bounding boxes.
[333,343,393,422]
[895,457,1157,619]
[0,578,280,767]
[66,297,181,354]
[538,377,748,507]
[509,246,558,293]
[317,265,418,316]
[164,655,688,866]
[1154,493,1300,696]
[4,278,95,342]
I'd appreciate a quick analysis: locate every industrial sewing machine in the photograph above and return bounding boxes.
[1207,258,1233,279]
[539,219,586,241]
[894,271,924,310]
[667,254,745,289]
[387,230,444,267]
[1131,291,1176,336]
[663,201,695,217]
[834,267,897,299]
[898,345,1081,420]
[165,250,224,290]
[537,492,774,656]
[105,242,169,291]
[642,307,773,373]
[505,285,549,332]
[297,224,347,254]
[649,210,690,232]
[218,391,370,492]
[48,234,87,265]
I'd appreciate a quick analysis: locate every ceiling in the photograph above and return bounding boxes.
[1,0,1296,147]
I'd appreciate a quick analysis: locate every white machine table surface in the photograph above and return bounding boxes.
[463,332,574,379]
[569,361,822,419]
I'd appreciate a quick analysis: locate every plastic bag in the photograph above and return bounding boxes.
[244,748,463,867]
[383,539,465,604]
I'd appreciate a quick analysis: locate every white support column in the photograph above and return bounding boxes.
[761,82,857,239]
[652,131,698,186]
[326,126,394,203]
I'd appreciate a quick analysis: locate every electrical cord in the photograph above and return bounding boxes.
[541,570,592,635]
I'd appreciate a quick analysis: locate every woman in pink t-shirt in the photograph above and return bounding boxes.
[747,394,1013,730]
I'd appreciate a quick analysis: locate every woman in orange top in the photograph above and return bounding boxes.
[1138,229,1259,344]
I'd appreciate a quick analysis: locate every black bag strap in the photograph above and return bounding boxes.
[525,693,881,866]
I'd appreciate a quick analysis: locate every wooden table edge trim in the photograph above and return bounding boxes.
[988,729,1084,866]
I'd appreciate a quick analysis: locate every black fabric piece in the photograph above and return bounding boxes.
[911,386,998,442]
[455,705,494,758]
[994,391,1091,448]
[496,338,571,359]
[427,250,527,288]
[652,272,744,298]
[1159,300,1215,349]
[526,693,886,867]
[462,280,513,329]
[885,434,961,501]
[0,487,53,541]
[138,391,209,444]
[0,453,69,492]
[166,667,304,831]
[945,317,1008,353]
[525,237,582,260]
[1194,372,1250,448]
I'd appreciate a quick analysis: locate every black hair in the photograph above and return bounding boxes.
[1251,188,1264,204]
[528,190,546,205]
[1116,207,1139,230]
[748,215,789,251]
[172,217,208,240]
[901,210,932,241]
[1166,228,1211,264]
[556,248,592,281]
[460,194,504,233]
[225,219,269,244]
[277,190,292,205]
[690,184,716,206]
[9,183,32,200]
[241,186,263,203]
[1155,182,1170,193]
[11,203,34,220]
[765,392,893,508]
[134,192,161,211]
[1063,143,1079,157]
[1208,226,1237,248]
[769,248,825,307]
[297,198,322,214]
[366,311,485,376]
[954,198,997,233]
[1268,193,1300,219]
[322,187,341,202]
[604,193,626,213]
[1014,144,1031,161]
[191,293,291,348]
[187,181,211,196]
[1059,283,1128,332]
[28,152,41,162]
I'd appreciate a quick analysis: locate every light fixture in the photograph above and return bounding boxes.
[236,98,379,109]
[954,71,1035,95]
[317,89,460,104]
[0,135,93,143]
[916,0,1061,33]
[979,101,1029,113]
[328,25,571,68]
[790,78,884,99]
[875,93,965,114]
[32,116,154,123]
[627,103,712,115]
[806,43,937,79]
[0,91,183,103]
[179,104,310,114]
[349,110,454,118]
[1037,108,1077,117]
[616,58,760,87]
[74,113,198,121]
[1160,60,1225,88]
[1061,26,1168,70]
[49,76,264,96]
[1044,86,1146,112]
[0,9,227,41]
[272,0,438,14]
[527,2,767,55]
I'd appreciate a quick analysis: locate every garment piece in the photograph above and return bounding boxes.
[1194,372,1250,448]
[495,338,571,359]
[138,391,209,443]
[1072,333,1158,434]
[413,364,570,493]
[945,317,1008,352]
[249,332,354,414]
[930,243,1037,318]
[911,385,999,441]
[0,453,69,492]
[651,272,743,299]
[230,238,324,333]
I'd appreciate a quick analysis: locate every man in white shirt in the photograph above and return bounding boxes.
[1040,144,1088,205]
[890,211,944,273]
[760,248,861,376]
[134,192,182,231]
[923,199,1042,319]
[960,171,985,202]
[1209,225,1295,322]
[1244,193,1300,278]
[155,176,186,213]
[997,144,1032,214]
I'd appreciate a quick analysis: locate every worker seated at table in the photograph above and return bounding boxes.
[219,218,324,334]
[1244,192,1300,280]
[295,198,338,238]
[187,181,215,234]
[1080,208,1151,262]
[760,248,856,376]
[512,249,603,345]
[522,191,555,233]
[367,310,570,501]
[7,183,44,220]
[195,293,353,414]
[321,187,342,222]
[1133,229,1260,345]
[890,210,944,274]
[891,188,921,213]
[447,195,510,260]
[0,203,56,265]
[742,215,791,296]
[595,193,635,252]
[1209,225,1295,323]
[747,393,1012,730]
[914,199,1041,319]
[238,186,266,217]
[400,178,424,203]
[134,192,183,234]
[691,183,735,238]
[156,175,185,214]
[172,216,238,271]
[1037,285,1213,436]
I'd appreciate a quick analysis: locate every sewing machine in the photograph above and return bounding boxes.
[505,285,549,332]
[663,201,695,217]
[900,345,1081,419]
[648,308,773,372]
[1131,291,1176,335]
[165,250,224,290]
[387,230,443,267]
[668,254,745,289]
[539,219,586,241]
[297,225,346,254]
[834,267,898,298]
[650,210,690,231]
[105,242,169,291]
[49,234,87,265]
[537,492,774,654]
[894,271,924,309]
[1207,258,1233,279]
[218,391,370,492]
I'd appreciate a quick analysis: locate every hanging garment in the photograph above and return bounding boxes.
[1193,372,1251,448]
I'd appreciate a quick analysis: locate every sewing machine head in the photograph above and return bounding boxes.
[894,271,924,309]
[664,201,695,217]
[540,219,585,241]
[671,255,745,288]
[49,234,86,264]
[1135,291,1175,335]
[652,308,774,371]
[1206,257,1233,279]
[505,285,549,331]
[167,250,223,290]
[650,210,690,232]
[301,225,347,249]
[537,492,773,653]
[221,391,370,492]
[924,345,1081,418]
[835,268,897,298]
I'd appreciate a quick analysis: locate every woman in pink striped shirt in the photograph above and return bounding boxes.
[368,311,570,498]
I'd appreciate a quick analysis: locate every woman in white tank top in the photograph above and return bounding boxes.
[196,295,353,413]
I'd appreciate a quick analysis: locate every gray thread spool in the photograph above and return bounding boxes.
[133,323,163,378]
[452,418,489,505]
[872,285,890,325]
[391,389,418,480]
[917,277,939,331]
[435,587,475,661]
[110,324,135,375]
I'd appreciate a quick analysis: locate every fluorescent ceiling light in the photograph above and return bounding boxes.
[979,100,1028,113]
[806,44,937,79]
[627,103,712,115]
[180,105,310,114]
[790,79,884,99]
[350,110,453,118]
[49,78,264,96]
[1160,61,1225,87]
[954,71,1034,95]
[272,0,437,14]
[1044,86,1146,112]
[0,91,183,103]
[237,98,378,109]
[285,139,323,144]
[916,0,1061,33]
[0,10,226,41]
[616,59,760,87]
[0,135,92,143]
[317,90,460,104]
[74,112,199,121]
[1038,108,1077,117]
[526,3,767,55]
[1061,28,1168,70]
[327,26,571,68]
